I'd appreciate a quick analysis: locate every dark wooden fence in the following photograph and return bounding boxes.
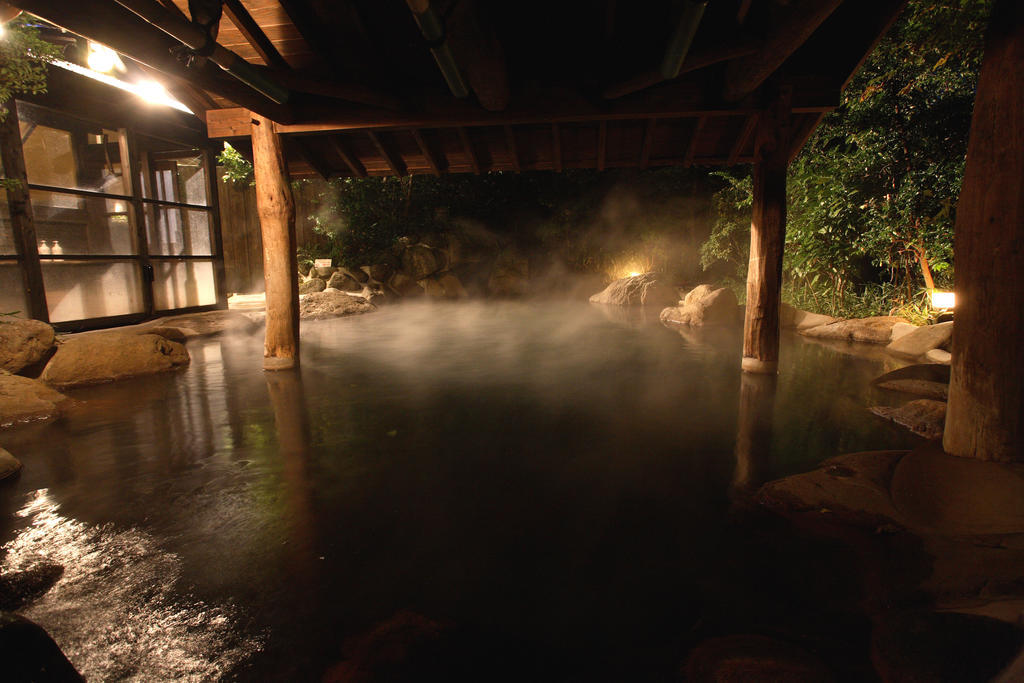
[218,177,331,294]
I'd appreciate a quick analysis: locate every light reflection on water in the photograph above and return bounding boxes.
[1,489,263,680]
[0,301,918,680]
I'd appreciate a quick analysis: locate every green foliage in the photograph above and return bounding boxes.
[217,142,254,184]
[306,168,711,274]
[699,171,752,274]
[701,0,990,318]
[0,17,63,113]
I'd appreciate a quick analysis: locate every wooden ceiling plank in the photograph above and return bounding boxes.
[411,129,442,175]
[458,127,480,174]
[290,136,331,179]
[275,0,344,72]
[504,125,520,172]
[17,0,294,122]
[367,130,406,176]
[327,136,366,177]
[223,0,290,70]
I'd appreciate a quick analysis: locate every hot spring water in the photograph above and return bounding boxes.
[0,301,918,680]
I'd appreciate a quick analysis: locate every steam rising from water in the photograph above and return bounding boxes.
[2,489,263,680]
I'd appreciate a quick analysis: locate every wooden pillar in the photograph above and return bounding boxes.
[251,113,299,370]
[0,99,48,321]
[943,0,1024,462]
[741,91,791,374]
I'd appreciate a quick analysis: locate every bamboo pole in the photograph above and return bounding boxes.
[251,114,299,370]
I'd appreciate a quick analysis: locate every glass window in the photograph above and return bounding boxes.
[141,146,208,206]
[0,195,15,254]
[0,263,29,317]
[153,260,216,310]
[145,205,212,256]
[41,260,144,322]
[18,103,128,196]
[31,190,137,256]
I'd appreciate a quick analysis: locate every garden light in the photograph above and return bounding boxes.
[931,290,955,309]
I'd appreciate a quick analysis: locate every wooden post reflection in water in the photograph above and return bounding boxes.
[732,372,778,503]
[265,371,318,583]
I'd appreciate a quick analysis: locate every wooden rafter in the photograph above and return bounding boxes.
[290,136,331,179]
[223,0,289,70]
[724,0,843,101]
[729,114,758,165]
[458,127,480,174]
[411,129,442,176]
[367,130,406,176]
[789,112,825,162]
[204,76,836,137]
[275,0,344,72]
[327,136,366,178]
[16,0,293,121]
[504,125,520,172]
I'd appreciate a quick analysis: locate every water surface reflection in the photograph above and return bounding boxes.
[0,301,917,679]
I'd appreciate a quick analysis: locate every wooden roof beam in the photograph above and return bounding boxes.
[411,129,442,175]
[15,0,294,122]
[223,0,290,70]
[729,114,759,165]
[290,136,331,179]
[458,127,480,174]
[276,0,347,74]
[272,73,402,111]
[447,0,510,111]
[367,131,406,176]
[723,0,843,101]
[327,136,366,178]
[604,38,760,99]
[504,125,520,172]
[204,79,837,137]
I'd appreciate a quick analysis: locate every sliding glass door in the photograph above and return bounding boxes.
[0,101,224,331]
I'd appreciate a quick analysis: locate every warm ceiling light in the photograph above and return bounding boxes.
[931,290,955,309]
[86,42,119,73]
[52,59,193,114]
[136,79,169,104]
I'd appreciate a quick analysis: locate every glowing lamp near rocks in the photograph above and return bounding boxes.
[628,271,642,277]
[931,290,955,309]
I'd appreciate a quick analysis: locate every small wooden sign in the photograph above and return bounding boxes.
[314,258,333,268]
